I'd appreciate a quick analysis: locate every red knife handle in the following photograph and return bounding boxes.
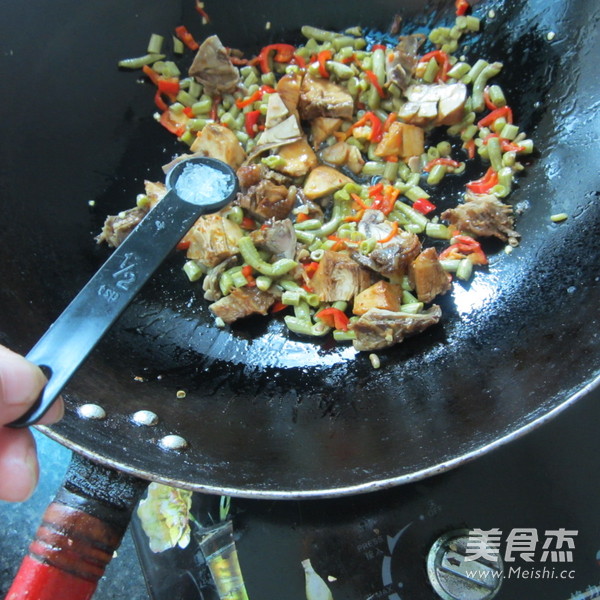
[6,453,148,600]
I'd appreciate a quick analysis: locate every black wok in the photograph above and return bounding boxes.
[1,0,599,595]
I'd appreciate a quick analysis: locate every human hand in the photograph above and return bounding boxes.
[0,345,64,502]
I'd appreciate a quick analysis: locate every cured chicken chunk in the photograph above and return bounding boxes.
[350,305,442,351]
[409,247,451,303]
[185,214,244,267]
[209,286,277,324]
[310,251,371,302]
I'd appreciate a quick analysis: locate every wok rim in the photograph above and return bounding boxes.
[37,375,599,499]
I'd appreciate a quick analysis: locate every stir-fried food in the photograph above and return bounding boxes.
[104,7,534,353]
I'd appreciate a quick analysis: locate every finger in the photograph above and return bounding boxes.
[38,395,65,425]
[0,345,53,426]
[0,427,39,502]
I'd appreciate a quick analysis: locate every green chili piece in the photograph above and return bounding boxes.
[399,302,424,314]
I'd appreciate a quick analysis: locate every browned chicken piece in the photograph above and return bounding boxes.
[386,34,426,92]
[96,180,168,247]
[303,165,353,200]
[441,192,520,244]
[409,247,452,303]
[320,141,365,175]
[236,163,264,190]
[298,75,354,121]
[209,286,278,324]
[96,206,149,248]
[276,71,303,116]
[368,232,422,279]
[249,218,297,259]
[310,117,343,149]
[352,281,403,315]
[399,83,467,126]
[185,214,244,267]
[354,211,422,278]
[144,180,168,206]
[350,305,442,351]
[236,164,291,190]
[276,138,318,177]
[238,179,295,221]
[310,251,372,302]
[190,123,247,169]
[188,35,240,95]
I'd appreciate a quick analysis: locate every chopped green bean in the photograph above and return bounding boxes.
[461,59,486,85]
[426,223,451,239]
[399,302,424,314]
[118,53,165,69]
[238,236,297,277]
[394,201,429,229]
[183,260,203,282]
[427,164,447,185]
[488,84,506,107]
[147,34,164,55]
[486,135,504,172]
[456,258,474,280]
[404,185,430,201]
[472,62,503,111]
[423,57,440,83]
[172,36,184,55]
[333,330,356,341]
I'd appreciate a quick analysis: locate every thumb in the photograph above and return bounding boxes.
[0,345,56,426]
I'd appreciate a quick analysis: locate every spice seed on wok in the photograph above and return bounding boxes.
[159,434,189,450]
[77,403,107,420]
[132,410,159,426]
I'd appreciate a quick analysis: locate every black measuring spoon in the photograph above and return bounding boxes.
[9,156,239,428]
